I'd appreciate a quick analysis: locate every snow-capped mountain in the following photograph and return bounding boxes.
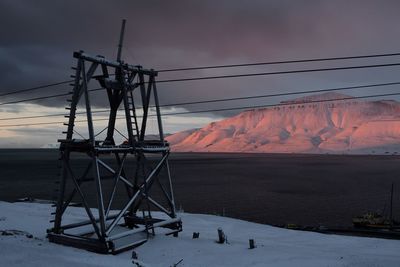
[166,92,400,154]
[41,143,60,149]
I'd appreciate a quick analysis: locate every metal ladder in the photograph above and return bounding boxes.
[126,90,140,143]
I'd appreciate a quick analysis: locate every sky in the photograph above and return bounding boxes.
[2,0,400,147]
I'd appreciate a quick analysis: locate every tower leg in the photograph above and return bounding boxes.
[165,156,177,218]
[53,150,68,233]
[93,156,107,239]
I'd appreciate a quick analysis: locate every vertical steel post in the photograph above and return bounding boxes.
[152,77,164,141]
[117,19,126,63]
[139,75,153,141]
[93,157,106,237]
[153,77,176,216]
[54,58,82,232]
[165,157,176,217]
[53,151,68,233]
[82,61,95,143]
[105,89,122,145]
[82,60,107,238]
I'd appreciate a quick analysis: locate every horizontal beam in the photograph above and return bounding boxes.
[135,146,169,153]
[73,51,157,76]
[107,217,181,241]
[107,226,146,241]
[152,217,181,227]
[94,147,134,153]
[48,233,110,253]
[56,213,122,231]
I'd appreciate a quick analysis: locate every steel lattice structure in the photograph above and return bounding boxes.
[46,21,181,253]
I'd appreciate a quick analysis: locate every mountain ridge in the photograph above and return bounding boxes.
[166,93,400,154]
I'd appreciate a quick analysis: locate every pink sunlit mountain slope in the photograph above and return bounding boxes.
[166,92,400,154]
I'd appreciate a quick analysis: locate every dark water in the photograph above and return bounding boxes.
[0,149,399,227]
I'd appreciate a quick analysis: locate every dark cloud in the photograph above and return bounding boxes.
[1,0,400,117]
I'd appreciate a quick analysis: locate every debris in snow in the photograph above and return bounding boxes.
[217,227,226,244]
[192,232,200,239]
[1,230,13,236]
[171,258,183,266]
[249,239,256,249]
[131,250,138,260]
[131,260,147,267]
[131,252,147,267]
[1,229,34,239]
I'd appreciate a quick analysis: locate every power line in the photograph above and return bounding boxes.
[157,52,400,72]
[0,112,70,121]
[0,117,110,128]
[2,51,400,97]
[156,62,400,83]
[159,81,400,108]
[2,62,400,106]
[0,92,72,106]
[0,87,106,106]
[0,80,72,97]
[1,92,399,128]
[160,92,400,116]
[2,81,400,121]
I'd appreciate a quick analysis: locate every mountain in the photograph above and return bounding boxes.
[41,143,60,149]
[166,92,400,154]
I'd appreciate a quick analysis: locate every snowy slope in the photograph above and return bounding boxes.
[1,201,400,266]
[167,93,400,154]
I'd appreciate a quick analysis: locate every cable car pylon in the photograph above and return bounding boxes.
[47,19,181,254]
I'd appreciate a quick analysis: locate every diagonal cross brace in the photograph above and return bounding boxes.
[60,161,93,215]
[105,153,128,218]
[105,153,169,236]
[64,159,102,239]
[97,159,134,188]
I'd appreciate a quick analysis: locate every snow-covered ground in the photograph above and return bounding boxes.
[1,201,400,266]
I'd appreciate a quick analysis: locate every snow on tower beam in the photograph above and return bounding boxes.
[47,20,181,254]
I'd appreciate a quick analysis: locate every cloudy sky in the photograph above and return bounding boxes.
[1,0,400,147]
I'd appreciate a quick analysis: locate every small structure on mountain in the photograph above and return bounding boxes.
[47,20,181,254]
